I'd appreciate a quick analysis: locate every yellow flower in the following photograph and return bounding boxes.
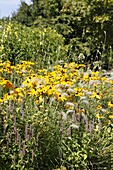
[21,61,34,66]
[78,64,86,68]
[13,88,24,98]
[108,101,113,108]
[41,86,50,94]
[90,92,102,99]
[0,79,14,89]
[26,89,36,96]
[54,92,67,102]
[74,87,84,97]
[101,77,107,81]
[97,105,102,110]
[35,96,43,104]
[5,80,14,89]
[3,93,14,101]
[0,98,3,103]
[109,115,113,119]
[95,114,104,119]
[109,80,113,84]
[92,71,99,75]
[47,86,56,96]
[83,74,89,80]
[22,79,32,87]
[54,65,61,70]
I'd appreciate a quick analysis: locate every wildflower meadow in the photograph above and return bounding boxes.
[0,22,113,170]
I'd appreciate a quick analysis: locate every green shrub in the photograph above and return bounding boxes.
[0,21,67,68]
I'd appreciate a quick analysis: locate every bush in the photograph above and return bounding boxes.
[0,21,67,68]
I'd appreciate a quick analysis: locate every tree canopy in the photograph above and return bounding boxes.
[1,0,113,69]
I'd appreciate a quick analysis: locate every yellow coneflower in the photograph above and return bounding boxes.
[108,101,113,108]
[90,92,102,100]
[54,91,67,102]
[0,79,14,89]
[0,98,3,103]
[21,61,34,66]
[5,80,14,89]
[3,93,14,101]
[97,105,102,110]
[26,89,37,96]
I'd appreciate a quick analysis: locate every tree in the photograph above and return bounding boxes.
[11,0,113,68]
[12,1,33,26]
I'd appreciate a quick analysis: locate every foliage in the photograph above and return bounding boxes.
[0,60,113,169]
[0,1,113,168]
[12,1,33,26]
[0,22,66,67]
[10,0,113,69]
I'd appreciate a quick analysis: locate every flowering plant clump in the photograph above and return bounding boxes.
[0,60,113,169]
[0,61,113,122]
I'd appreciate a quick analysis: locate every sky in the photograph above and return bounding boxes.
[0,0,31,18]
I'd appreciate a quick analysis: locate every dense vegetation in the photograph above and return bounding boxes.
[0,0,113,169]
[11,0,113,69]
